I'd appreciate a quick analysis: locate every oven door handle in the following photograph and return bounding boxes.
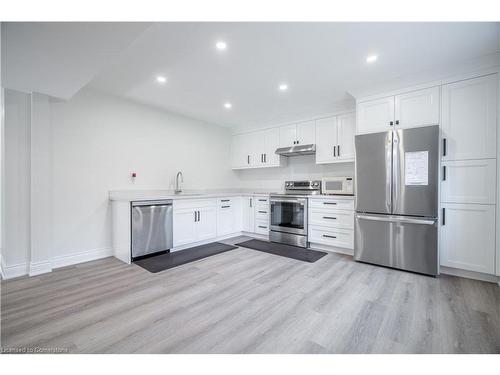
[270,199,306,205]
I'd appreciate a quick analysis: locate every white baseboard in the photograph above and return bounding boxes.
[29,260,53,277]
[440,266,500,284]
[309,242,354,256]
[1,255,29,280]
[51,247,113,270]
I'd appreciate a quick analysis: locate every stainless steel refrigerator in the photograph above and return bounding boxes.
[354,125,439,276]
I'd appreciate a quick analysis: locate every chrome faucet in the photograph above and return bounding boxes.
[175,171,184,193]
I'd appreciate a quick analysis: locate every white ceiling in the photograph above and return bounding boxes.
[3,22,499,128]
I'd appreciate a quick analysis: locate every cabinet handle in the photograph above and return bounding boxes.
[221,205,230,208]
[221,199,230,202]
[333,145,336,157]
[250,198,252,208]
[442,208,445,226]
[258,199,267,202]
[258,210,267,214]
[323,216,337,220]
[442,166,446,181]
[395,120,399,125]
[442,138,447,157]
[264,154,266,163]
[258,225,267,229]
[194,211,197,222]
[247,155,250,164]
[389,121,394,126]
[323,234,337,239]
[323,202,337,205]
[337,145,340,156]
[198,211,200,222]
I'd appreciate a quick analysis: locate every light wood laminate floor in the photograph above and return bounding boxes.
[1,236,499,354]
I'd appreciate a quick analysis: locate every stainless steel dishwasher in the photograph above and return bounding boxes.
[131,200,173,260]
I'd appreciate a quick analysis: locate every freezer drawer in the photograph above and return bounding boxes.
[354,213,438,275]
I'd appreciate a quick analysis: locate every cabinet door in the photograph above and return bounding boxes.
[262,128,280,166]
[337,112,356,161]
[242,197,255,232]
[296,121,316,145]
[231,134,246,168]
[441,74,497,161]
[441,159,496,204]
[357,96,395,134]
[173,209,196,247]
[279,124,297,147]
[217,205,234,236]
[315,116,338,164]
[197,207,217,241]
[395,86,440,129]
[440,203,495,274]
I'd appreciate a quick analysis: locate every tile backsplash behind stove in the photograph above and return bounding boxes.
[234,154,355,191]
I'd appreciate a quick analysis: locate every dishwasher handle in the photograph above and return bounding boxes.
[132,200,173,207]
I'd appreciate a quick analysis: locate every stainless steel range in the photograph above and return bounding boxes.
[269,180,321,248]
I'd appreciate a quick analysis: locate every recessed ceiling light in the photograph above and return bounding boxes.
[366,54,378,63]
[224,102,232,109]
[216,41,227,51]
[279,83,288,91]
[156,75,167,84]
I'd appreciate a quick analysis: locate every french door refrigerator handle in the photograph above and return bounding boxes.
[386,131,393,213]
[356,214,436,225]
[392,130,400,214]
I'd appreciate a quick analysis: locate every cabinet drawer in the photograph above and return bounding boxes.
[174,198,216,210]
[255,220,270,235]
[218,197,234,205]
[441,159,496,204]
[255,208,269,221]
[255,197,269,205]
[309,198,355,211]
[308,225,354,249]
[309,209,354,229]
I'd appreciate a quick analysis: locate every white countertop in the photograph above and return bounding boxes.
[109,189,355,202]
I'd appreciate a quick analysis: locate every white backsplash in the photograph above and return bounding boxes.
[234,154,355,190]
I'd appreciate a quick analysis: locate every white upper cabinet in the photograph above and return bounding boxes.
[395,86,440,129]
[315,117,338,163]
[262,128,280,166]
[441,159,497,204]
[440,203,496,274]
[316,113,355,164]
[278,124,297,147]
[441,74,497,161]
[357,96,395,134]
[231,129,282,169]
[357,86,441,134]
[337,113,356,161]
[279,121,316,147]
[296,121,316,145]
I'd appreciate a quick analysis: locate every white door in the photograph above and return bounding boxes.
[217,205,234,236]
[441,159,497,204]
[440,203,495,274]
[357,96,395,134]
[279,124,297,147]
[296,121,316,145]
[263,128,280,166]
[173,209,196,247]
[196,206,217,241]
[395,86,440,129]
[315,116,338,164]
[337,112,356,161]
[441,74,497,161]
[242,197,255,232]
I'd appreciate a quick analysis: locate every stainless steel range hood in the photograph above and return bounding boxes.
[275,144,316,156]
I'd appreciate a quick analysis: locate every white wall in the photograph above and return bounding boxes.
[3,89,31,274]
[235,155,354,191]
[49,88,239,261]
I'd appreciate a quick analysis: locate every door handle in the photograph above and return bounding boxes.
[442,166,446,181]
[443,138,447,157]
[357,214,436,225]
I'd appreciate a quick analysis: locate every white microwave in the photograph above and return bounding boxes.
[321,177,354,195]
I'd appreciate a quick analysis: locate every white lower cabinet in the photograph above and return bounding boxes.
[217,197,242,236]
[241,196,255,232]
[308,197,355,250]
[173,199,217,248]
[440,203,496,274]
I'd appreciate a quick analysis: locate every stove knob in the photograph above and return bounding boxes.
[313,182,319,187]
